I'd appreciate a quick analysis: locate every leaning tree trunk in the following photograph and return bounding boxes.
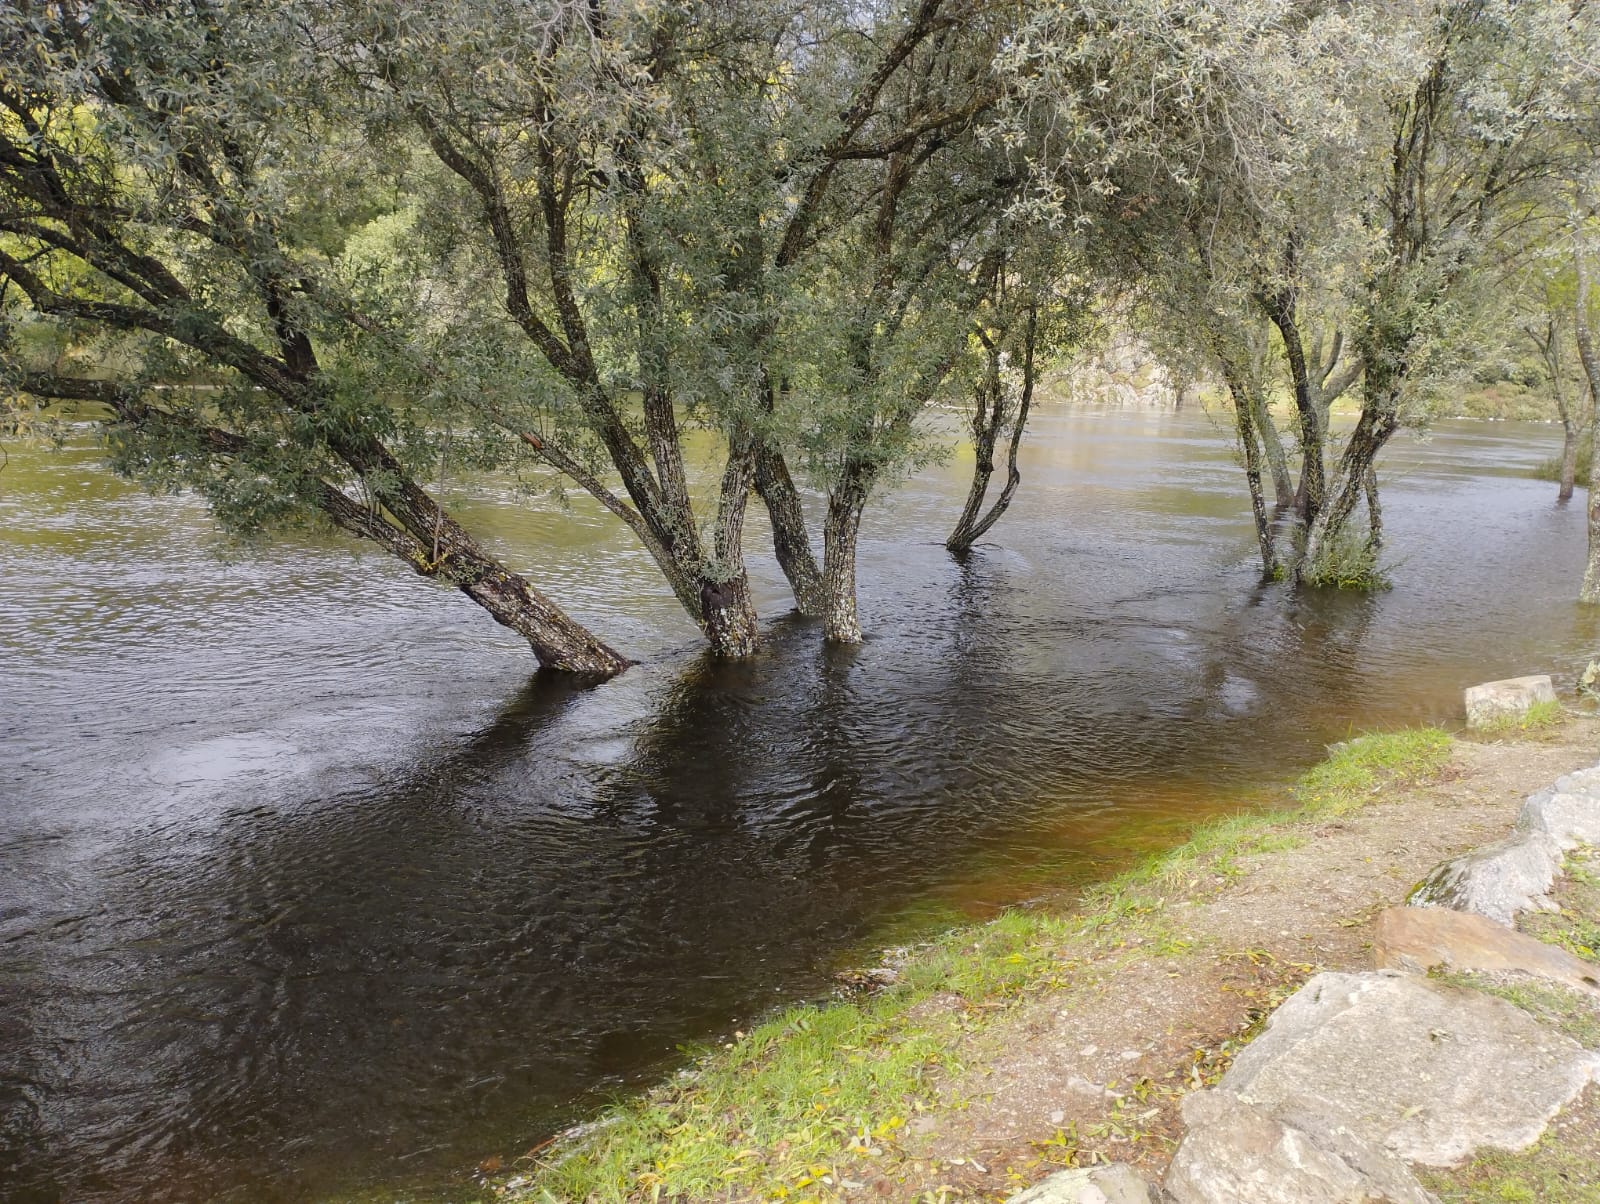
[754,445,826,616]
[1250,392,1296,511]
[947,379,1004,552]
[1574,242,1600,604]
[1298,388,1398,585]
[315,474,631,676]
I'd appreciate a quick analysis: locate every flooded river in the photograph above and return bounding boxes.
[1,409,1595,1201]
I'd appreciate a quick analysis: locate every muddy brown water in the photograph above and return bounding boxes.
[1,410,1595,1201]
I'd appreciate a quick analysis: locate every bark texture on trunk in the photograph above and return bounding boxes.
[822,467,872,643]
[1560,422,1579,503]
[1216,357,1279,577]
[1263,289,1327,521]
[699,573,760,657]
[315,476,631,676]
[1251,392,1295,511]
[753,446,826,616]
[1298,384,1398,581]
[1363,465,1383,557]
[699,439,762,656]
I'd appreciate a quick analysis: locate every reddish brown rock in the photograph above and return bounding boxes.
[1374,906,1600,994]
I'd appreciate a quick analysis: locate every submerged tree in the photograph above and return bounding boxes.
[319,0,1012,650]
[1575,210,1600,603]
[1003,0,1600,589]
[945,237,1090,556]
[0,1,631,674]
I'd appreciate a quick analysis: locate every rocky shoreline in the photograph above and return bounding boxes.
[1010,682,1600,1204]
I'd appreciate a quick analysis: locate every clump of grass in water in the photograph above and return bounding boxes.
[1531,430,1592,486]
[1297,530,1392,592]
[513,728,1452,1204]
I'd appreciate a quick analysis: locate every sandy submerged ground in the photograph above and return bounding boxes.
[881,717,1600,1203]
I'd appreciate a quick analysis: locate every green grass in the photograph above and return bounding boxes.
[1419,1096,1600,1203]
[1532,432,1592,488]
[1296,530,1392,592]
[1473,699,1567,737]
[1522,851,1600,965]
[507,728,1453,1204]
[1431,970,1600,1050]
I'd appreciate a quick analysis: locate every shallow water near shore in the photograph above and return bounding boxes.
[1,409,1595,1201]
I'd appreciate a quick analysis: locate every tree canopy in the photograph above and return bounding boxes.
[4,0,1598,674]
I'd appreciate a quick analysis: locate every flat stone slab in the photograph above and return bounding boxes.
[1220,971,1600,1167]
[1165,1090,1435,1204]
[1007,1164,1156,1203]
[1408,831,1563,925]
[1374,906,1600,994]
[1464,675,1556,728]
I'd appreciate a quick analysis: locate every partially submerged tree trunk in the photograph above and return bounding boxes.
[947,305,1038,554]
[21,373,634,676]
[1252,393,1296,511]
[754,445,827,617]
[822,465,873,643]
[1529,318,1580,503]
[1214,354,1280,577]
[1574,239,1600,604]
[1298,369,1399,583]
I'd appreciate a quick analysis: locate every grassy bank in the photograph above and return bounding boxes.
[501,728,1453,1204]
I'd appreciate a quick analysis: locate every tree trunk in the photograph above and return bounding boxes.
[1559,418,1579,503]
[698,573,760,657]
[948,306,1037,555]
[753,445,826,616]
[1251,392,1295,510]
[316,482,631,676]
[822,467,872,643]
[947,387,1003,552]
[1363,464,1383,556]
[1573,240,1600,603]
[1216,358,1279,577]
[1262,289,1327,523]
[698,438,763,656]
[1298,390,1397,583]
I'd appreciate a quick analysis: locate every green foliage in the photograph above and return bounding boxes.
[1296,530,1392,592]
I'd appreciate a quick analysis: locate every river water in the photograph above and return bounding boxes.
[1,410,1594,1201]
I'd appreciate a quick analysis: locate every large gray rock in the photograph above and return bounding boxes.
[1221,971,1600,1167]
[1007,1164,1156,1204]
[1551,765,1600,796]
[1407,831,1562,925]
[1373,906,1600,994]
[1165,1090,1435,1204]
[1464,675,1556,727]
[1517,788,1600,849]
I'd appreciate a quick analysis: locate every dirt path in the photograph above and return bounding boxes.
[878,719,1600,1202]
